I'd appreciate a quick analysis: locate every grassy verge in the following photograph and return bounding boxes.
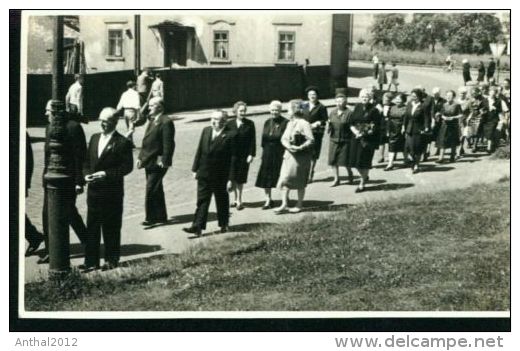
[26,180,510,311]
[352,47,511,71]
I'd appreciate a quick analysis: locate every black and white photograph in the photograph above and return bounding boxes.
[11,9,510,331]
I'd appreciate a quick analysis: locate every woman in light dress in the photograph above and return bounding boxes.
[275,99,314,214]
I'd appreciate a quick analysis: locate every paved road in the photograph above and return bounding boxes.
[23,62,511,282]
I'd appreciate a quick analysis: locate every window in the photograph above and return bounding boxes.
[278,31,295,62]
[213,31,229,60]
[108,29,123,57]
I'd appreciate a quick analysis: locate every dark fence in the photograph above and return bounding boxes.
[25,65,335,126]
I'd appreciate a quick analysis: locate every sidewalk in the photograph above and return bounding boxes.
[24,151,509,282]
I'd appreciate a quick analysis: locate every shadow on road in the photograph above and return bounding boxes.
[421,165,455,172]
[364,182,415,192]
[68,243,163,259]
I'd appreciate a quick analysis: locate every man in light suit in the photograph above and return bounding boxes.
[136,97,175,226]
[81,107,133,272]
[183,110,237,236]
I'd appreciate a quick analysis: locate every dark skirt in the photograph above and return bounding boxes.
[405,133,427,160]
[311,132,324,160]
[482,119,499,139]
[388,132,405,152]
[436,121,460,148]
[429,120,441,142]
[463,70,471,83]
[347,138,375,169]
[255,143,285,189]
[328,140,350,167]
[230,157,250,184]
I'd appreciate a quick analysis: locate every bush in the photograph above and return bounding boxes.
[491,145,510,160]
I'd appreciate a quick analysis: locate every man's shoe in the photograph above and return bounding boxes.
[183,226,202,236]
[25,238,43,257]
[141,220,155,226]
[220,226,229,234]
[101,262,118,271]
[78,264,99,273]
[36,254,49,264]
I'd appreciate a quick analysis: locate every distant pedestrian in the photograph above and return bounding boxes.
[81,107,133,272]
[227,101,256,211]
[327,91,354,186]
[148,72,164,99]
[183,110,237,236]
[436,90,462,163]
[116,80,141,144]
[445,55,453,71]
[462,59,472,86]
[347,89,381,192]
[372,53,379,79]
[65,74,87,123]
[486,57,496,82]
[303,86,328,183]
[477,61,486,83]
[136,97,175,226]
[137,69,152,108]
[255,101,288,209]
[275,100,315,213]
[388,62,399,92]
[377,61,388,91]
[384,93,407,171]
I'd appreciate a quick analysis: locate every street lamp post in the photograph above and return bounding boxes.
[44,16,73,278]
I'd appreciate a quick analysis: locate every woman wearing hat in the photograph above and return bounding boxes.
[275,100,314,213]
[255,101,289,209]
[303,86,328,183]
[327,91,353,186]
[436,90,463,163]
[403,88,430,174]
[227,101,256,210]
[347,89,381,192]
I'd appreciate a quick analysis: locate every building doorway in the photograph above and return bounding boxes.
[164,29,187,66]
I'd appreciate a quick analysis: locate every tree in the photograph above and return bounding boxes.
[370,14,406,47]
[411,13,451,52]
[444,13,503,54]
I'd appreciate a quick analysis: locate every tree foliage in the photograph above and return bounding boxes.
[370,13,505,54]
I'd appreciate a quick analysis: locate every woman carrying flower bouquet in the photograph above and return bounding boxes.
[275,100,314,213]
[347,89,381,193]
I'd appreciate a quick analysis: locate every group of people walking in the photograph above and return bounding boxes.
[25,70,511,273]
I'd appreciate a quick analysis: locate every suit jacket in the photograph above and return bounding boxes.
[226,118,256,158]
[432,97,447,122]
[84,131,133,204]
[42,118,87,187]
[304,102,328,134]
[138,114,175,169]
[404,101,431,135]
[192,126,237,181]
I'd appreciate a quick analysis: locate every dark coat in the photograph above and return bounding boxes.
[403,101,431,135]
[304,101,328,134]
[487,61,496,78]
[138,114,175,169]
[192,126,237,181]
[84,131,133,204]
[226,118,256,183]
[43,118,87,187]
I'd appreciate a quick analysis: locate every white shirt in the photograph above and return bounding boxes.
[98,131,115,157]
[236,119,243,128]
[150,79,164,98]
[211,128,224,140]
[411,101,421,115]
[66,81,83,108]
[117,89,141,110]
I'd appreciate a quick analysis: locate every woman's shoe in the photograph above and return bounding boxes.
[236,203,244,211]
[384,165,394,171]
[230,202,237,208]
[355,187,365,193]
[348,175,354,184]
[330,180,340,187]
[274,206,288,214]
[288,207,302,213]
[435,159,444,164]
[378,158,385,163]
[412,166,420,174]
[262,201,273,210]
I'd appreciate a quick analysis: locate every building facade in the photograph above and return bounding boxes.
[79,13,350,72]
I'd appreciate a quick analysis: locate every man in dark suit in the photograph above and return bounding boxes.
[487,57,496,82]
[136,97,175,226]
[183,110,237,236]
[25,132,44,256]
[39,100,88,264]
[81,107,133,272]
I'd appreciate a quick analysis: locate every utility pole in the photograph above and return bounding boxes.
[45,15,73,277]
[135,15,141,77]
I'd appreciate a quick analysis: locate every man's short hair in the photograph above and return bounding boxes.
[74,74,83,80]
[99,107,118,121]
[211,110,228,119]
[149,97,164,109]
[127,80,136,88]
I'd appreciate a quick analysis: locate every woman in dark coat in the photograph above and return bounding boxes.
[255,100,288,209]
[304,86,328,183]
[327,92,353,186]
[403,88,431,174]
[482,86,501,153]
[466,87,488,152]
[436,90,463,163]
[477,61,486,83]
[462,59,472,86]
[347,89,381,192]
[227,101,256,210]
[377,91,394,163]
[385,92,407,171]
